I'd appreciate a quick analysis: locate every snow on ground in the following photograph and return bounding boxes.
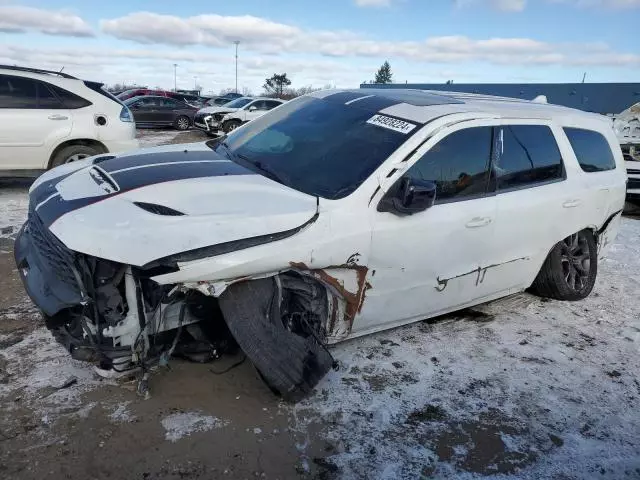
[0,327,115,413]
[135,129,189,148]
[161,411,229,442]
[0,186,29,239]
[292,217,640,479]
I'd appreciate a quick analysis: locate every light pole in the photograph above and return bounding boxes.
[173,63,178,92]
[233,41,240,94]
[193,76,198,90]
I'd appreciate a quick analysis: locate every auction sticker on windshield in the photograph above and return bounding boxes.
[367,114,417,134]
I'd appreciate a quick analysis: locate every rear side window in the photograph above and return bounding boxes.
[49,84,91,109]
[0,74,38,108]
[160,98,179,107]
[564,128,616,172]
[496,125,564,191]
[405,126,493,203]
[35,82,63,109]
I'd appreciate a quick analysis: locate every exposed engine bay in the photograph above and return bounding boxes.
[16,214,339,401]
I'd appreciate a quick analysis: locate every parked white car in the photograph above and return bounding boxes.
[15,89,626,400]
[0,65,138,176]
[194,97,286,135]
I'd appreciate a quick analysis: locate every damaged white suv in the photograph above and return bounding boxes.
[15,89,626,400]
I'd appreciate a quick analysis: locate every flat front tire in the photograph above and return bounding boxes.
[223,120,241,134]
[531,229,598,301]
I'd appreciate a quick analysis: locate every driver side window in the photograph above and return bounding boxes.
[404,126,493,204]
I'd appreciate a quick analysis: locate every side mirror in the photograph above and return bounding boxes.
[378,176,436,215]
[248,106,258,112]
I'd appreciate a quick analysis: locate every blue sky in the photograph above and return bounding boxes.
[1,0,639,94]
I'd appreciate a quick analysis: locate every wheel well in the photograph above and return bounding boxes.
[48,139,108,168]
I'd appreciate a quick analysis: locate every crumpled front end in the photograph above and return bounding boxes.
[14,203,344,400]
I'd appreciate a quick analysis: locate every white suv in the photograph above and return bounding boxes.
[0,65,138,176]
[14,89,626,400]
[194,97,286,135]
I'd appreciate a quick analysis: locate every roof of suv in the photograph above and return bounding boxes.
[308,88,607,126]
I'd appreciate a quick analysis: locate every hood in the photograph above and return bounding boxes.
[197,106,239,115]
[29,143,318,266]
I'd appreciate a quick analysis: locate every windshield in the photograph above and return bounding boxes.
[212,95,417,199]
[223,98,252,109]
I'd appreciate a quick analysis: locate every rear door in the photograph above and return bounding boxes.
[0,74,72,170]
[158,98,181,124]
[130,97,159,125]
[483,122,577,293]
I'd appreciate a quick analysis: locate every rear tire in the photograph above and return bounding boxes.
[174,115,191,131]
[530,229,597,301]
[50,144,100,169]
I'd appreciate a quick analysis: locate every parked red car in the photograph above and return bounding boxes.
[117,88,172,101]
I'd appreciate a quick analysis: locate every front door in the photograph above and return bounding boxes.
[357,125,498,335]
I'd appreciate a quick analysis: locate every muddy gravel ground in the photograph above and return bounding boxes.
[1,129,640,479]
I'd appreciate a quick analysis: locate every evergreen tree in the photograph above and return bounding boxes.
[263,73,292,97]
[374,61,393,84]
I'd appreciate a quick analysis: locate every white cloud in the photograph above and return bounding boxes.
[354,0,393,6]
[98,12,639,69]
[0,5,93,37]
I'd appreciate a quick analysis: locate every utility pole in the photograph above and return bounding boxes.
[173,63,178,91]
[234,41,240,93]
[193,76,198,90]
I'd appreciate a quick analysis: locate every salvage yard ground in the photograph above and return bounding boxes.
[1,129,639,479]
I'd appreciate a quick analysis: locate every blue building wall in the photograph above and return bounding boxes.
[360,83,640,115]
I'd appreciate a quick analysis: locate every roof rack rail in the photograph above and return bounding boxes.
[0,64,77,79]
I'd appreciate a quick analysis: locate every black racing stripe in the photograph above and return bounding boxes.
[99,149,224,173]
[111,159,253,191]
[29,170,76,212]
[34,157,256,228]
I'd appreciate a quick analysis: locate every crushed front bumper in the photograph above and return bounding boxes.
[193,114,221,134]
[14,209,83,316]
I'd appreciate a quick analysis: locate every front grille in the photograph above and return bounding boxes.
[628,178,640,190]
[27,206,79,288]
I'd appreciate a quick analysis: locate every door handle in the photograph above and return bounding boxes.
[562,199,582,208]
[48,114,68,120]
[465,217,492,228]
